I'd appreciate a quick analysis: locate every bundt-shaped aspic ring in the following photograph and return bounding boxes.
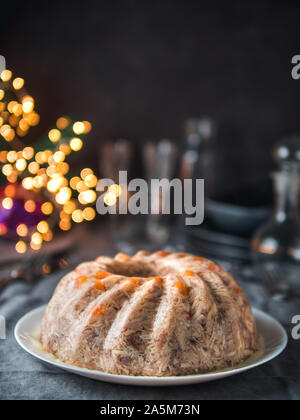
[40,251,258,376]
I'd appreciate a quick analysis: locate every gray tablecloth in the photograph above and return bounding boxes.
[0,230,299,400]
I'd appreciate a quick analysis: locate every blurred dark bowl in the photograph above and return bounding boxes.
[205,199,271,237]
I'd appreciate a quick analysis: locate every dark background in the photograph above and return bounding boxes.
[1,0,300,196]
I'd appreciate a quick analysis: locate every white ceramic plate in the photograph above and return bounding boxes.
[15,305,288,386]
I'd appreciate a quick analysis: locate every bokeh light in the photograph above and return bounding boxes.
[48,129,61,143]
[16,224,28,237]
[24,200,36,213]
[12,78,24,90]
[72,121,85,134]
[70,137,83,151]
[16,241,27,254]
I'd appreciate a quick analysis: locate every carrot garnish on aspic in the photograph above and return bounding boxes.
[91,304,106,317]
[75,276,88,287]
[95,271,111,280]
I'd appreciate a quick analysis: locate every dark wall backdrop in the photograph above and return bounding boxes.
[1,0,300,195]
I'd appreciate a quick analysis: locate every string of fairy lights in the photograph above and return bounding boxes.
[0,68,107,254]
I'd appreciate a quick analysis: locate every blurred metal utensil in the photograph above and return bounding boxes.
[100,139,133,180]
[143,139,178,246]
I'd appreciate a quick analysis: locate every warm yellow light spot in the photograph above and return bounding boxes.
[0,90,4,100]
[7,151,17,163]
[22,177,34,190]
[1,125,15,142]
[72,209,84,223]
[30,241,42,251]
[16,241,27,254]
[8,101,18,113]
[72,121,85,134]
[16,158,27,171]
[9,115,19,127]
[48,128,61,143]
[7,173,17,183]
[22,101,34,113]
[2,197,13,210]
[32,232,43,245]
[78,192,87,205]
[82,190,97,204]
[0,223,8,235]
[22,96,34,113]
[0,151,7,163]
[2,164,13,176]
[16,127,27,137]
[1,70,12,82]
[57,162,69,175]
[24,200,36,213]
[59,144,71,155]
[47,156,56,166]
[58,175,68,188]
[59,220,71,231]
[0,124,11,137]
[70,176,81,190]
[32,176,45,189]
[16,224,28,237]
[64,200,76,214]
[37,168,46,176]
[28,112,40,126]
[19,119,29,131]
[70,137,83,151]
[53,151,65,163]
[47,179,60,193]
[41,202,53,215]
[60,209,69,220]
[108,184,122,197]
[83,207,96,221]
[82,121,92,133]
[55,187,72,205]
[81,168,93,179]
[76,180,88,193]
[56,116,70,130]
[28,162,39,174]
[13,77,24,90]
[43,230,53,242]
[84,174,98,188]
[104,192,117,206]
[37,221,49,234]
[23,147,34,160]
[46,166,56,177]
[4,184,17,198]
[35,152,44,164]
[43,150,52,161]
[5,128,15,142]
[13,103,23,117]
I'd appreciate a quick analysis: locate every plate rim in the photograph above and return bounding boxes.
[14,305,288,386]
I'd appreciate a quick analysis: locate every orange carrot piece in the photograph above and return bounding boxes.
[94,281,105,291]
[91,304,105,317]
[175,281,186,294]
[176,253,187,258]
[116,253,131,261]
[194,256,206,262]
[184,270,195,276]
[129,277,140,286]
[156,251,171,257]
[147,276,162,286]
[95,271,110,280]
[75,276,88,287]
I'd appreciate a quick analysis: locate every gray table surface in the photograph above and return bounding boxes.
[0,227,299,400]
